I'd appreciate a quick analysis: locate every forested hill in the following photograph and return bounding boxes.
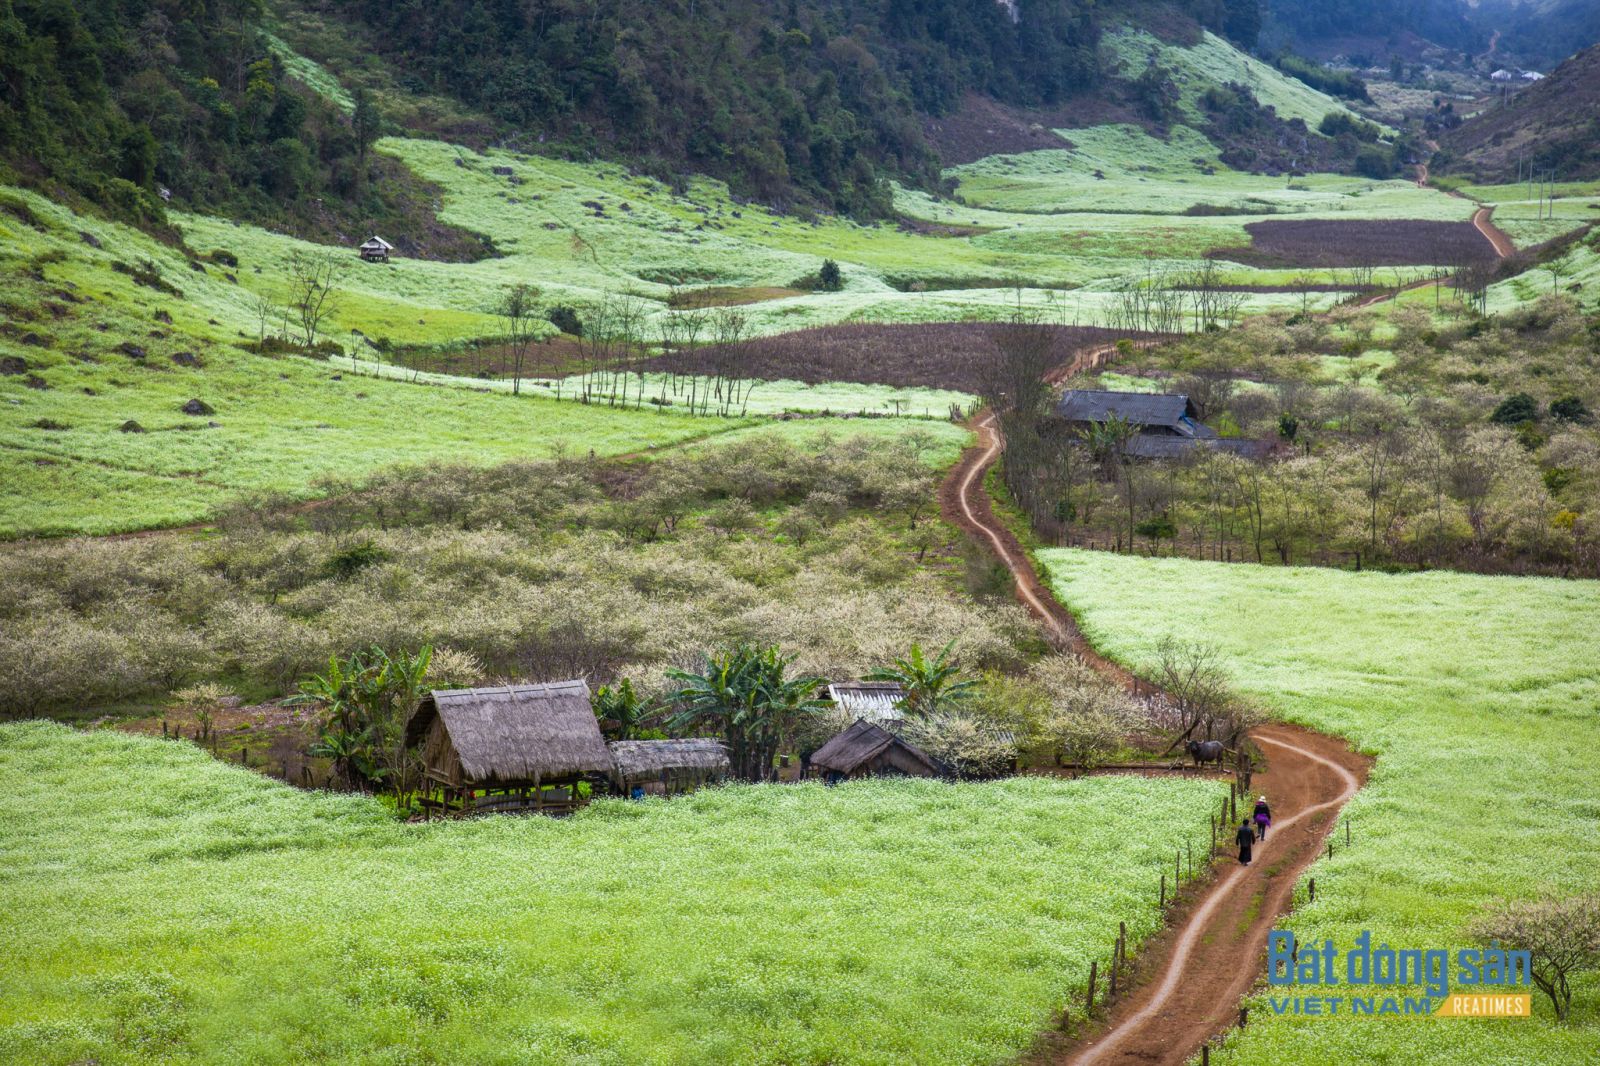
[314,0,1266,216]
[1437,44,1600,182]
[1,0,1265,230]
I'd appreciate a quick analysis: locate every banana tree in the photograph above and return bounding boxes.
[666,644,824,781]
[866,641,979,719]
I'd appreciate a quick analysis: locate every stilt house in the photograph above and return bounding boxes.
[405,681,612,817]
[358,235,394,262]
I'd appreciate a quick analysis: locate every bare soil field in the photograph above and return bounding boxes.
[1209,218,1497,267]
[646,322,1128,393]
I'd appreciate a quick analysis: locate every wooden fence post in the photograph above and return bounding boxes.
[1087,959,1098,1012]
[1346,820,1351,847]
[1160,873,1166,909]
[1239,1006,1249,1028]
[1175,850,1181,886]
[1310,877,1316,903]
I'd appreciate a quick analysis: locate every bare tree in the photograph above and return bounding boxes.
[1151,636,1231,745]
[250,291,276,347]
[286,251,344,349]
[495,283,541,395]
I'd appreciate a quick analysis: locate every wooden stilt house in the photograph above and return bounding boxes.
[807,718,943,783]
[405,681,612,817]
[607,739,731,797]
[358,235,394,262]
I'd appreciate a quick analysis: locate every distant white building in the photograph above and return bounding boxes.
[1490,69,1514,82]
[1521,71,1545,81]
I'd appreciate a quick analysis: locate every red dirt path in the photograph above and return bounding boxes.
[938,351,1371,1066]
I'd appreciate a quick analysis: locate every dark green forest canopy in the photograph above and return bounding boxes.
[0,0,476,244]
[1,0,1263,225]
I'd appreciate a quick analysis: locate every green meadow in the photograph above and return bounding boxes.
[0,724,1224,1066]
[1038,550,1600,1061]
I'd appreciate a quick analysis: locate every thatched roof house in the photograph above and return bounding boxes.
[405,681,611,816]
[608,739,730,796]
[826,681,906,724]
[808,718,942,781]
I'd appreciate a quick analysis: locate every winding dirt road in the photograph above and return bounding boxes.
[939,374,1371,1066]
[1472,205,1516,259]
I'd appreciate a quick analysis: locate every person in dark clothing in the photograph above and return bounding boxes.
[1253,796,1272,841]
[1236,819,1255,865]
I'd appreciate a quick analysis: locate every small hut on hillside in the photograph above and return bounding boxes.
[358,235,395,262]
[826,681,906,725]
[608,739,730,797]
[405,681,611,817]
[808,719,942,783]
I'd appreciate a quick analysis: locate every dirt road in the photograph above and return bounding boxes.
[1054,726,1367,1066]
[939,373,1370,1066]
[1472,205,1516,258]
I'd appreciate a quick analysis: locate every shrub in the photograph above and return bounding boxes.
[817,258,842,292]
[326,539,390,579]
[1490,393,1540,426]
[169,682,233,742]
[1549,396,1593,424]
[546,304,582,337]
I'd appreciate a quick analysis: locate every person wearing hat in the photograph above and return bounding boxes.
[1253,795,1272,841]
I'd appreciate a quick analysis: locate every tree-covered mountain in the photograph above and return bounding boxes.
[337,0,1261,216]
[0,0,494,253]
[3,0,1273,230]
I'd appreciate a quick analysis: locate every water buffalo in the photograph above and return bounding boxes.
[1186,739,1226,768]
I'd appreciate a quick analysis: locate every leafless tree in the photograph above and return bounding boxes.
[286,251,343,349]
[1152,636,1232,745]
[494,283,541,395]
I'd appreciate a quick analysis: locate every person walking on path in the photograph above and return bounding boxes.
[1236,818,1255,865]
[1253,796,1272,841]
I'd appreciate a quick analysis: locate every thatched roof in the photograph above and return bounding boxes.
[809,718,941,776]
[608,739,730,785]
[404,682,611,784]
[827,681,905,723]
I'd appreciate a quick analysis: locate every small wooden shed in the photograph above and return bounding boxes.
[608,739,730,797]
[405,681,611,817]
[808,718,942,783]
[358,235,394,262]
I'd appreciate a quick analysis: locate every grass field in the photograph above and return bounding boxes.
[1037,551,1600,1061]
[0,723,1224,1066]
